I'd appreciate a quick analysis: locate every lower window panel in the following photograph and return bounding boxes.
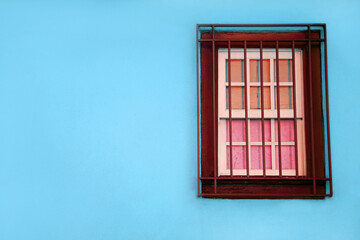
[201,179,327,199]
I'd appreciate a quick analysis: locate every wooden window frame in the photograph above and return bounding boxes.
[217,48,306,177]
[196,24,332,199]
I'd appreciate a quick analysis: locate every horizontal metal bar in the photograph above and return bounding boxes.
[199,193,331,197]
[197,24,326,27]
[219,117,304,120]
[200,177,331,180]
[198,39,325,42]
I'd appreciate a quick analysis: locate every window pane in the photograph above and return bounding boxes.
[227,146,247,169]
[275,120,295,142]
[275,59,293,82]
[250,86,270,109]
[226,86,244,109]
[275,86,293,109]
[263,59,270,82]
[226,120,246,142]
[250,59,270,82]
[251,146,271,169]
[275,146,296,170]
[250,120,271,142]
[227,59,244,82]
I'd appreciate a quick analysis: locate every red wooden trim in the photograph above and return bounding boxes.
[212,26,217,192]
[201,179,327,197]
[200,42,214,178]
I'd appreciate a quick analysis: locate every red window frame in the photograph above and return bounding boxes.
[196,24,332,199]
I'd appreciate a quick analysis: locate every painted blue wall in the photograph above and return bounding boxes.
[0,0,359,239]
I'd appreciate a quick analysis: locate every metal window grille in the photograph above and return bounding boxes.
[197,24,332,199]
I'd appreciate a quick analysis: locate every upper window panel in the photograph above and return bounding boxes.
[196,24,332,199]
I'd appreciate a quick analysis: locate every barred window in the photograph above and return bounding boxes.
[196,24,332,199]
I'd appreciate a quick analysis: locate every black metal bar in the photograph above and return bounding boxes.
[200,193,331,198]
[198,39,325,42]
[228,40,233,177]
[196,25,200,195]
[292,41,299,177]
[308,25,317,194]
[244,41,250,177]
[197,23,326,27]
[200,176,331,180]
[324,25,333,196]
[276,41,283,177]
[260,41,266,177]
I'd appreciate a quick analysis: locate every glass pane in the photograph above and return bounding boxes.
[250,59,270,82]
[275,59,293,82]
[226,86,244,109]
[275,146,296,170]
[226,120,246,142]
[227,59,244,82]
[275,86,293,109]
[250,120,271,142]
[251,146,272,169]
[263,59,270,82]
[275,120,295,142]
[227,146,247,169]
[250,86,270,109]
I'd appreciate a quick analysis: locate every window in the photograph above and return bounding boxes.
[218,48,306,177]
[196,24,332,199]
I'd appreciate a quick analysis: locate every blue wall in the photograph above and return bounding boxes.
[0,0,359,239]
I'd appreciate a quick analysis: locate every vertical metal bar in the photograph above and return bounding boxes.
[212,25,217,193]
[260,41,266,177]
[244,41,250,177]
[276,41,282,177]
[324,25,333,196]
[196,25,200,195]
[228,41,233,177]
[292,41,299,177]
[308,25,317,194]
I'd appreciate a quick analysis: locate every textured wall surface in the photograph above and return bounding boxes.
[0,0,359,239]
